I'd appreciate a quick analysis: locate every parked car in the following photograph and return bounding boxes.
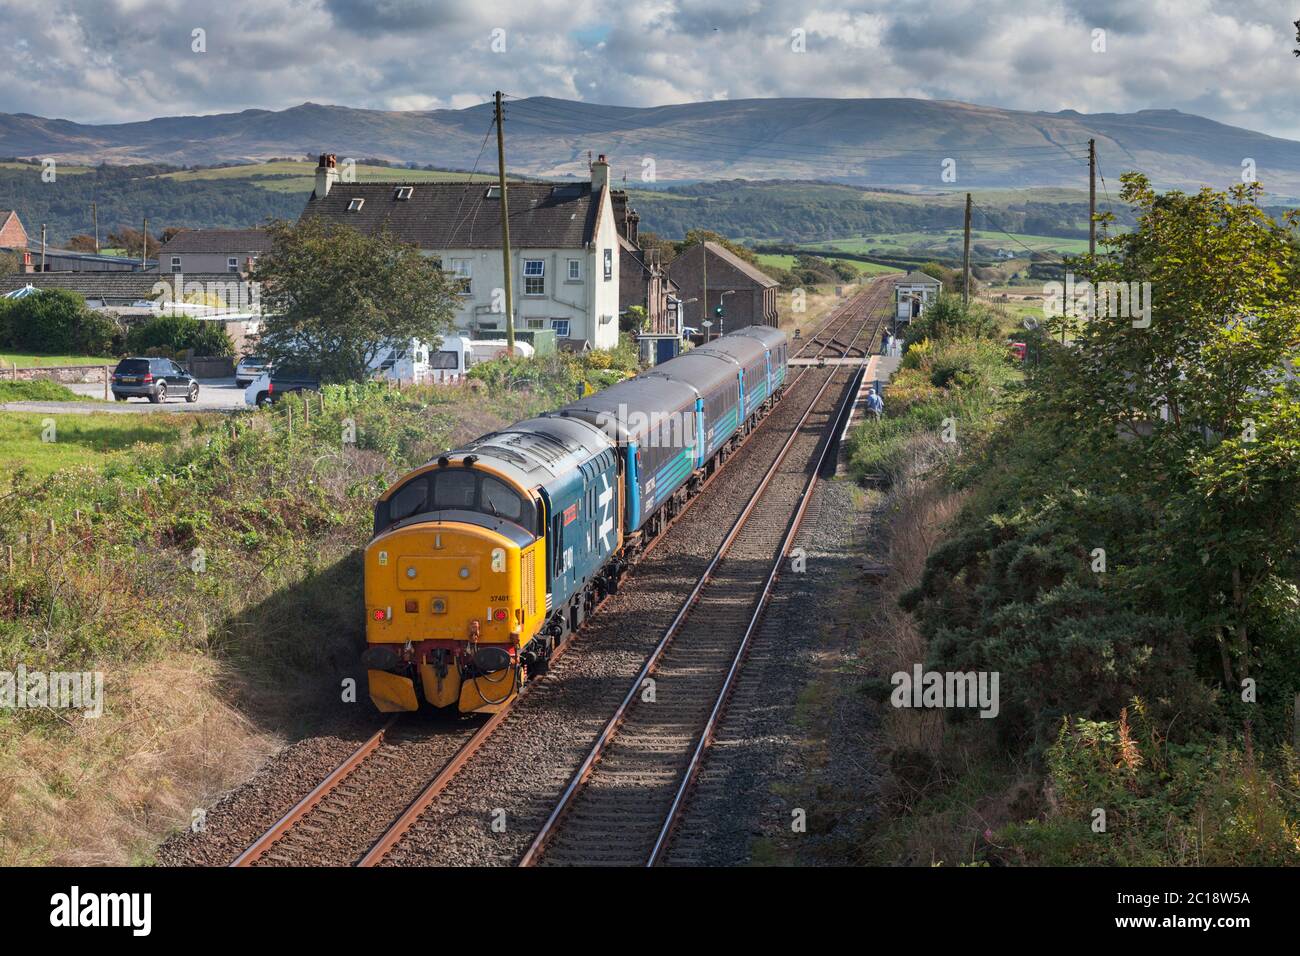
[244,366,321,407]
[235,355,272,388]
[111,357,200,404]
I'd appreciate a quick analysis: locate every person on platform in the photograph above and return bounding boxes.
[866,388,884,422]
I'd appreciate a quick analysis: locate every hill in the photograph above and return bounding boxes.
[4,96,1300,197]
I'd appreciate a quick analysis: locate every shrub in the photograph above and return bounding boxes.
[0,289,117,354]
[996,703,1300,865]
[124,313,233,357]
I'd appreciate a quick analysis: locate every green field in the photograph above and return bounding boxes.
[0,161,93,175]
[801,228,1093,257]
[154,161,514,194]
[2,352,116,369]
[0,412,196,478]
[755,253,902,276]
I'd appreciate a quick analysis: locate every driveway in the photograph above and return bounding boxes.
[0,378,250,414]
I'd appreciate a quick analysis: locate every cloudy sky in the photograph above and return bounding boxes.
[3,0,1300,139]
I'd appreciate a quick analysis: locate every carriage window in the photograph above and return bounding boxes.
[388,479,428,522]
[481,476,523,521]
[431,470,477,509]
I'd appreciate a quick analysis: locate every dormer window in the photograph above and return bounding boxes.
[347,198,365,211]
[394,186,414,200]
[485,186,501,199]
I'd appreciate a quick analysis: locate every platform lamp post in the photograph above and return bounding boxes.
[717,290,735,338]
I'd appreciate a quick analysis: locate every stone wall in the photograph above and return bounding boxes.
[3,364,110,385]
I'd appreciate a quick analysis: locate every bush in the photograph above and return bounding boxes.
[996,703,1300,865]
[0,289,117,355]
[124,313,233,357]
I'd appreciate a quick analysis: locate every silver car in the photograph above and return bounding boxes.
[235,355,271,388]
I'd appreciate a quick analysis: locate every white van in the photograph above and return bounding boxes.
[426,336,535,382]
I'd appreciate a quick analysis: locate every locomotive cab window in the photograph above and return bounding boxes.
[481,475,523,521]
[388,480,428,523]
[432,470,476,510]
[374,468,537,534]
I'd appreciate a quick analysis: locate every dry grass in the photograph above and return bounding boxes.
[0,384,518,866]
[777,284,846,334]
[1,654,278,865]
[868,434,965,757]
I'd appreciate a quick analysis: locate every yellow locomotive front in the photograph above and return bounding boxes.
[364,456,547,714]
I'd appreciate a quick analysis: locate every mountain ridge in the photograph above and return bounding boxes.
[3,96,1299,197]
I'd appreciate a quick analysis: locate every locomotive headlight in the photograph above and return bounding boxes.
[459,566,470,579]
[406,567,417,579]
[432,598,447,614]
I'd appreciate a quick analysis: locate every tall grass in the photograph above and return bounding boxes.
[0,379,549,863]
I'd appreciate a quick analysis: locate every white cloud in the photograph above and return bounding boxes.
[0,0,1296,139]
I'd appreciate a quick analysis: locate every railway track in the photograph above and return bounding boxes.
[517,294,882,866]
[228,276,893,868]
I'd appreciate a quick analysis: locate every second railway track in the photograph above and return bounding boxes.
[519,294,882,866]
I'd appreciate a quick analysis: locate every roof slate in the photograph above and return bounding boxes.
[301,181,601,250]
[155,228,269,255]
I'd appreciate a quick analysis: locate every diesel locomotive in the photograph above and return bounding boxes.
[363,326,789,713]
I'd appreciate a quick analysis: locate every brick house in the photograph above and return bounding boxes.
[667,241,779,333]
[0,209,28,253]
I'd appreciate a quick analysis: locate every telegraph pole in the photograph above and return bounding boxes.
[1088,138,1097,258]
[141,216,149,269]
[494,91,515,352]
[702,240,709,340]
[40,224,47,272]
[962,192,972,308]
[91,201,99,254]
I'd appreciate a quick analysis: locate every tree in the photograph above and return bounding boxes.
[252,217,459,382]
[1042,174,1300,742]
[636,231,677,268]
[106,227,163,259]
[678,229,760,267]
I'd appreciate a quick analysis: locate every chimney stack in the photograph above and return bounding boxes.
[315,153,338,199]
[590,153,610,193]
[627,209,640,246]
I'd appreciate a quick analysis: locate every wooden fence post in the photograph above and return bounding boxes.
[104,365,110,400]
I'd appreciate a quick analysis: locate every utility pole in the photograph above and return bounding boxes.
[40,224,46,272]
[91,201,99,254]
[494,91,514,352]
[962,192,971,308]
[141,216,148,269]
[1088,138,1097,259]
[702,240,709,339]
